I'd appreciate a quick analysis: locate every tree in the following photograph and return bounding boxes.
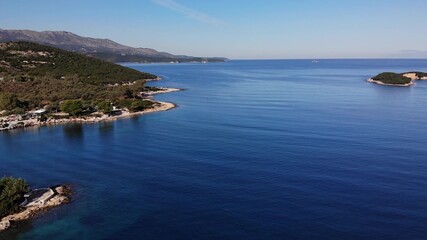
[0,176,29,218]
[0,93,20,111]
[124,89,133,99]
[129,99,154,112]
[96,100,113,113]
[46,102,60,113]
[60,100,84,116]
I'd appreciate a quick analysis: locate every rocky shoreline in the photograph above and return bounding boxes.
[367,78,414,87]
[0,185,71,232]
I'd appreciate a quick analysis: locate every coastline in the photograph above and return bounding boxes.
[0,185,71,232]
[367,78,414,87]
[38,101,177,128]
[0,88,181,132]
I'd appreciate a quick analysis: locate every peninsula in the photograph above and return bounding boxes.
[0,41,180,131]
[368,72,427,86]
[0,176,71,232]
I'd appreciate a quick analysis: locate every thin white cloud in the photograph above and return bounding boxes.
[151,0,224,26]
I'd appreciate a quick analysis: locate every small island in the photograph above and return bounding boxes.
[0,42,181,131]
[0,176,71,232]
[368,72,427,87]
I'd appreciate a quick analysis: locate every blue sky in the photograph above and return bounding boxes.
[1,0,427,59]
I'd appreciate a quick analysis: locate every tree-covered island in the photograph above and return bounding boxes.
[0,42,179,131]
[368,72,427,86]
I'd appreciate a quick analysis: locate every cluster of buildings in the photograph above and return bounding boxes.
[0,109,46,131]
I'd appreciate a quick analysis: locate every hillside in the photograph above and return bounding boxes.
[0,29,227,63]
[0,42,158,112]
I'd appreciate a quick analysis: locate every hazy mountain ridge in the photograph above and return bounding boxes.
[0,29,226,62]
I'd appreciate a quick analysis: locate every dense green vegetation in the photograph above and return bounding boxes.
[0,42,161,115]
[114,99,154,112]
[372,72,412,85]
[95,100,113,114]
[0,42,156,84]
[60,100,84,116]
[0,176,29,218]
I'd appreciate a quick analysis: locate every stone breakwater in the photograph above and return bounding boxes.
[0,185,71,232]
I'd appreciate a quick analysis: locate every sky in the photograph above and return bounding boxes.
[1,0,427,59]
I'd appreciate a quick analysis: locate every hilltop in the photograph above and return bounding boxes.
[0,29,226,63]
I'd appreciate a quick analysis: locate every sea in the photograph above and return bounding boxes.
[1,59,427,240]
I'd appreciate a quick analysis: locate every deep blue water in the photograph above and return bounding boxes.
[1,59,427,240]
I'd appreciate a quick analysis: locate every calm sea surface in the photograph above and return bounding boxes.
[1,59,427,240]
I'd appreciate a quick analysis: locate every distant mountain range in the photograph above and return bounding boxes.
[0,29,226,63]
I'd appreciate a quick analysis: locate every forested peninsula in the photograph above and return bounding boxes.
[0,41,179,131]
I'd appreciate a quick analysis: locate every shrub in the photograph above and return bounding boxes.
[11,107,25,115]
[0,176,29,218]
[60,100,84,116]
[96,100,113,113]
[0,93,20,111]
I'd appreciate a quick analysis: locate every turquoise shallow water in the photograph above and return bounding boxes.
[1,59,427,240]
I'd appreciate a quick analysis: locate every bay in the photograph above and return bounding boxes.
[2,59,427,240]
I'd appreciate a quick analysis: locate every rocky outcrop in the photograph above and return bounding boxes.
[0,185,71,232]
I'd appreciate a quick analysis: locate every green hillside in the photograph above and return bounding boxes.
[0,41,156,84]
[0,42,158,112]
